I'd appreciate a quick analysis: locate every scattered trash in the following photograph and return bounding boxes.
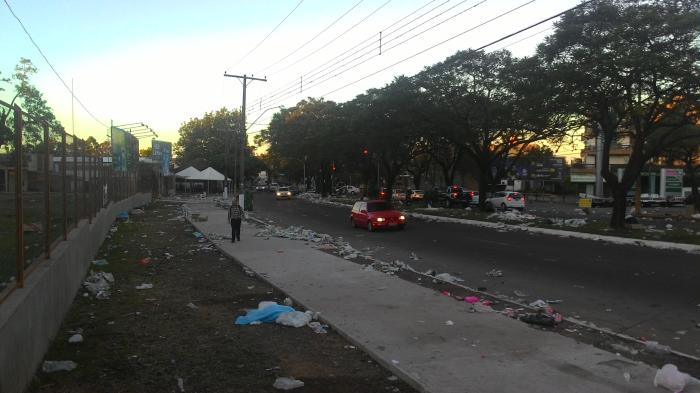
[282,297,293,306]
[135,283,153,290]
[308,321,328,334]
[235,303,295,325]
[83,271,114,300]
[464,296,479,304]
[610,343,639,355]
[387,376,399,382]
[666,224,674,230]
[513,290,527,297]
[445,320,454,326]
[68,334,83,344]
[273,377,305,390]
[91,259,108,267]
[623,372,631,382]
[186,302,198,310]
[653,364,693,392]
[137,257,151,266]
[116,211,129,221]
[192,232,204,239]
[409,252,419,260]
[520,313,559,327]
[276,311,312,328]
[546,299,563,304]
[130,208,145,215]
[645,341,671,354]
[434,272,463,283]
[485,269,503,277]
[42,360,77,373]
[177,377,185,392]
[529,300,548,309]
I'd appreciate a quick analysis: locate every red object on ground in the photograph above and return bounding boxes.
[138,258,151,266]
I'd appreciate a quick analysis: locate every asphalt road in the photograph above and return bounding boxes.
[252,192,700,357]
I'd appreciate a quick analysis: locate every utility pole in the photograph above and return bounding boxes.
[223,72,267,204]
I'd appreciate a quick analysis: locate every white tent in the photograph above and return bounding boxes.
[175,166,202,178]
[191,167,226,181]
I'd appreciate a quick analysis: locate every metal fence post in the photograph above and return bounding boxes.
[14,106,24,288]
[61,130,67,240]
[73,136,78,229]
[43,122,51,258]
[83,144,89,224]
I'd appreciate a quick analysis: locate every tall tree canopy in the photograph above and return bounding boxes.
[539,0,700,227]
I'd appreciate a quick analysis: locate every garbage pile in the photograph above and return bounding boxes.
[546,218,588,228]
[516,299,563,327]
[487,211,537,222]
[255,225,333,243]
[235,301,324,334]
[83,271,114,300]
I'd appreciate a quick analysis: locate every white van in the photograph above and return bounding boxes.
[269,183,280,192]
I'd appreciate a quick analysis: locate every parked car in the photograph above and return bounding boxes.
[484,191,525,211]
[409,190,425,201]
[255,185,267,192]
[335,185,360,195]
[392,190,407,200]
[640,193,666,206]
[438,185,472,208]
[275,186,293,200]
[269,182,280,192]
[462,189,479,205]
[350,200,406,231]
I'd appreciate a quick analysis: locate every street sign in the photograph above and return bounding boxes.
[578,198,592,208]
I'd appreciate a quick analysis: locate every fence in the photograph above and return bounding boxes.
[0,100,141,300]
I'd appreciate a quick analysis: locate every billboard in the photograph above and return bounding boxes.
[151,140,172,175]
[111,126,139,172]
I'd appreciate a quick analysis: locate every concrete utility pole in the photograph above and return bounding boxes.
[223,73,267,202]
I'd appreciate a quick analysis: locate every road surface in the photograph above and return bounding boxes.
[251,192,700,357]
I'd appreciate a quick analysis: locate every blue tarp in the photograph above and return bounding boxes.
[116,211,129,220]
[235,304,295,325]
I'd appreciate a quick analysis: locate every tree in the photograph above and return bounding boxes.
[415,50,571,209]
[346,76,423,201]
[175,108,243,181]
[539,0,700,227]
[259,98,346,196]
[1,58,61,150]
[139,147,152,157]
[662,123,700,212]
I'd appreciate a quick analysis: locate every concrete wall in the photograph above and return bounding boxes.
[0,193,152,393]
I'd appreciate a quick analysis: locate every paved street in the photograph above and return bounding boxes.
[252,192,700,357]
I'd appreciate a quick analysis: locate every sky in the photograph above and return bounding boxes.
[1,0,583,158]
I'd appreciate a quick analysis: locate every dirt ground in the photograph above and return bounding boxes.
[28,201,416,393]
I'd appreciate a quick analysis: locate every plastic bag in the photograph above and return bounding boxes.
[42,360,77,373]
[273,377,304,390]
[276,311,312,328]
[653,364,691,392]
[235,304,295,325]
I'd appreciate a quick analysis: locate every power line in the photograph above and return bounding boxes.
[322,0,590,97]
[264,0,393,78]
[493,26,552,51]
[3,0,108,128]
[254,0,497,114]
[251,0,450,108]
[260,0,366,74]
[253,0,473,112]
[230,0,305,68]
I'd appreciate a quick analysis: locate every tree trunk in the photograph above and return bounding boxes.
[477,167,490,211]
[610,187,628,228]
[690,168,699,213]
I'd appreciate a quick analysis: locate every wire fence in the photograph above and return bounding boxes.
[0,100,144,300]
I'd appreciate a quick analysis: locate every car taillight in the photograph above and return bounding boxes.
[521,196,525,202]
[470,192,474,197]
[507,196,512,201]
[451,193,458,198]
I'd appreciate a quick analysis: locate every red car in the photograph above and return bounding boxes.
[350,200,406,231]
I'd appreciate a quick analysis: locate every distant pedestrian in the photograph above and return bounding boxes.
[228,196,243,243]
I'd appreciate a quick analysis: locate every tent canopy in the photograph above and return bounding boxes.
[188,167,228,181]
[175,166,202,178]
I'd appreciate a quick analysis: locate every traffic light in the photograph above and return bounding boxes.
[332,163,336,172]
[362,148,369,156]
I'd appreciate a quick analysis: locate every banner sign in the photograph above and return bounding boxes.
[111,126,139,172]
[151,140,172,175]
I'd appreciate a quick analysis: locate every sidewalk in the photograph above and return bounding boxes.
[188,202,671,393]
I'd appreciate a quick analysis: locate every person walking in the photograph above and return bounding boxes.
[228,196,243,243]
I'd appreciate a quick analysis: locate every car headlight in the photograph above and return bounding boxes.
[376,217,385,222]
[399,215,405,220]
[276,192,281,196]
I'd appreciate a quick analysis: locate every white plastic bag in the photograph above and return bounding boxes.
[653,364,691,392]
[276,311,312,328]
[42,360,77,373]
[273,377,304,390]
